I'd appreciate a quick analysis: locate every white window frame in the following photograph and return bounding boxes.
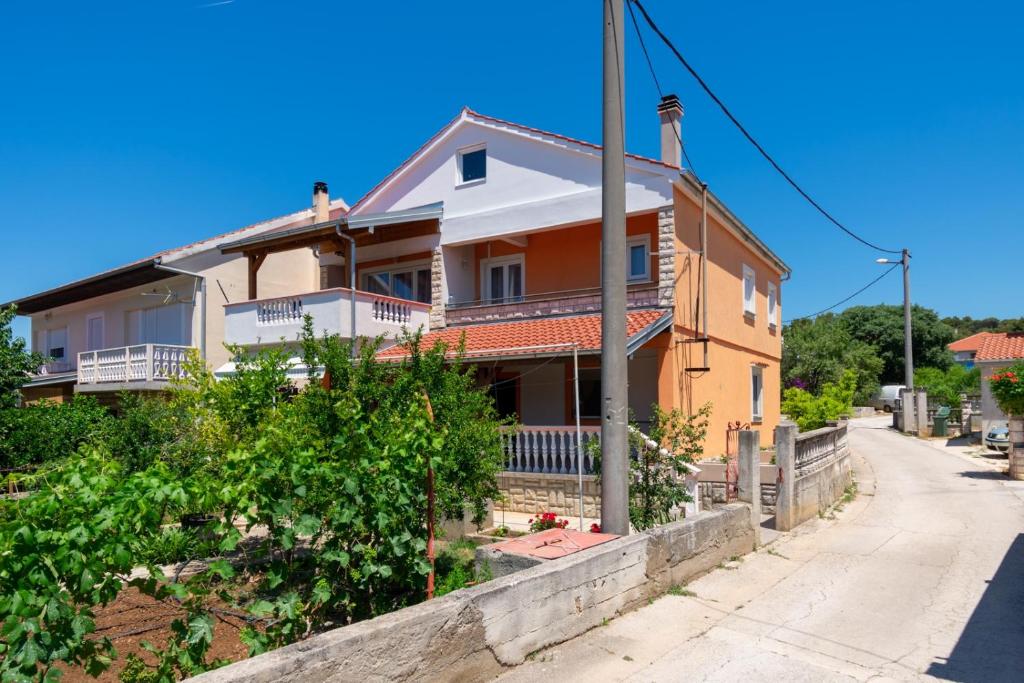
[742,264,756,317]
[626,234,651,283]
[43,326,69,362]
[456,143,487,187]
[480,254,525,303]
[767,282,778,328]
[360,260,433,303]
[751,364,764,423]
[85,312,105,351]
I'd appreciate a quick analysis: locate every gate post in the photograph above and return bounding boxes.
[738,430,761,544]
[774,424,797,532]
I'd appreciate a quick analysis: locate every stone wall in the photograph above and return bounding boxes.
[496,472,600,518]
[188,504,754,683]
[698,481,777,513]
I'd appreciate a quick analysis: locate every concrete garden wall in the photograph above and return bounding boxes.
[188,504,754,683]
[775,423,853,531]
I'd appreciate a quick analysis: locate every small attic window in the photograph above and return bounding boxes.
[458,145,486,184]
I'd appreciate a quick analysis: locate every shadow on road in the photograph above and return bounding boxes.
[926,534,1024,682]
[956,470,1009,481]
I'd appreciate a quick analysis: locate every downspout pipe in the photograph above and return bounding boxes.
[334,225,357,358]
[154,261,206,361]
[700,183,709,369]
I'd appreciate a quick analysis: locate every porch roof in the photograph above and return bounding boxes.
[376,309,672,363]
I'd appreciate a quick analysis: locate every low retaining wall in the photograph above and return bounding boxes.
[696,462,778,512]
[188,504,754,683]
[496,471,600,518]
[775,423,852,531]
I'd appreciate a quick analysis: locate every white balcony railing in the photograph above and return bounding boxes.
[224,288,431,347]
[77,344,192,385]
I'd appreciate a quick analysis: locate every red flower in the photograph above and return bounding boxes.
[589,523,602,533]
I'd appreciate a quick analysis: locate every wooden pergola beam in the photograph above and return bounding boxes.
[247,251,267,300]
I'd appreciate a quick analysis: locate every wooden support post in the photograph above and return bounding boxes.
[247,252,267,300]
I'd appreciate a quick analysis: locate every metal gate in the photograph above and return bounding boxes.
[724,421,750,502]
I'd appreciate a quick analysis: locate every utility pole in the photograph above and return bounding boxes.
[877,249,913,388]
[902,249,913,389]
[600,0,629,536]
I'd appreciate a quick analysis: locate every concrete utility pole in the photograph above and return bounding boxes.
[600,0,629,536]
[877,249,914,389]
[902,249,913,389]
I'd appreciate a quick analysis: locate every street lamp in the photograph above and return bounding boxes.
[876,250,913,389]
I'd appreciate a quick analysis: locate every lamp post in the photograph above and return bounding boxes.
[876,249,913,388]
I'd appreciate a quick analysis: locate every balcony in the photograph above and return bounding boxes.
[76,344,193,391]
[224,288,431,347]
[445,283,660,326]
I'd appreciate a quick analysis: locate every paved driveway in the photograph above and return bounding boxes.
[497,417,1024,681]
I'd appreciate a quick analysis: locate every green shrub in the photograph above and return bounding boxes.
[0,395,111,469]
[132,526,219,566]
[914,365,980,407]
[782,370,856,431]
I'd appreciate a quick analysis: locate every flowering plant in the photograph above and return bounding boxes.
[528,511,569,533]
[589,522,602,534]
[991,362,1024,416]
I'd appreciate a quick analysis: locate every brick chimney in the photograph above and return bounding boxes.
[657,94,683,167]
[313,181,330,223]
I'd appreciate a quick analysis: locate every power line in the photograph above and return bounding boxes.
[629,0,902,255]
[784,263,899,324]
[625,0,700,180]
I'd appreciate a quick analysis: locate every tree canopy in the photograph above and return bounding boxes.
[781,314,882,405]
[839,305,955,384]
[0,306,41,409]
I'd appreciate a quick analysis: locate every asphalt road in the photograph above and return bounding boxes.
[497,417,1024,682]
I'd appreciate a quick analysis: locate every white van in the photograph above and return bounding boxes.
[871,384,906,412]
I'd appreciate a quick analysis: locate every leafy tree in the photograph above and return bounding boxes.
[914,365,980,407]
[0,305,42,409]
[782,315,883,405]
[942,315,1024,336]
[781,370,856,431]
[839,305,955,383]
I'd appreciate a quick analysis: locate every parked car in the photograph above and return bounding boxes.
[870,384,906,413]
[985,424,1011,453]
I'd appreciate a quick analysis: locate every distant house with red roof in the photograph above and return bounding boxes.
[216,97,791,458]
[948,331,992,369]
[975,333,1024,434]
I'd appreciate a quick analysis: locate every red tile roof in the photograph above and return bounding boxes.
[376,310,670,360]
[948,331,993,353]
[976,333,1024,362]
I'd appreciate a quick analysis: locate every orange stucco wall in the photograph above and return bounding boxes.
[460,194,784,458]
[664,185,784,456]
[471,214,658,300]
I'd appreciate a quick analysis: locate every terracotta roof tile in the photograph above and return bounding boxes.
[948,331,993,353]
[975,333,1024,361]
[376,310,669,360]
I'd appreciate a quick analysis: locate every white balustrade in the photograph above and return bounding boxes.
[256,296,304,326]
[77,344,192,386]
[794,423,849,477]
[224,288,431,347]
[501,426,601,475]
[371,296,413,324]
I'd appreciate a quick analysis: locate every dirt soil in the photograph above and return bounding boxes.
[58,588,251,682]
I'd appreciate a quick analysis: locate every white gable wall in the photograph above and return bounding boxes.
[354,116,675,247]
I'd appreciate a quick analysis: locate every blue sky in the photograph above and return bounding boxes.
[2,1,1022,343]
